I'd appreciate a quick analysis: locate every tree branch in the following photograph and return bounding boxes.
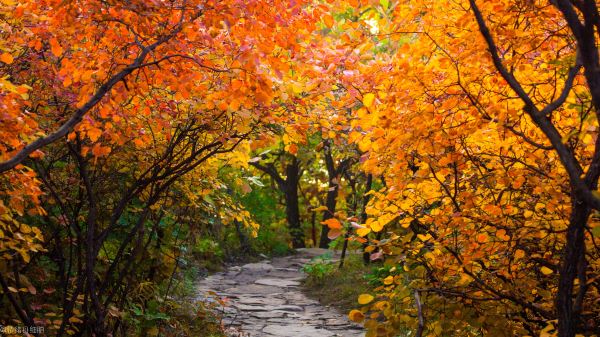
[470,0,600,210]
[0,10,202,173]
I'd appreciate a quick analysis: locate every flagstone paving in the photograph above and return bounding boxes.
[196,248,365,337]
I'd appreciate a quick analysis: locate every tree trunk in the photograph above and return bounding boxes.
[339,174,358,268]
[284,158,305,248]
[234,219,253,254]
[319,181,339,248]
[361,174,373,264]
[311,211,317,247]
[249,154,306,248]
[319,141,340,248]
[556,196,589,337]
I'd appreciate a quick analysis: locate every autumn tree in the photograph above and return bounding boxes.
[0,0,319,335]
[335,0,600,336]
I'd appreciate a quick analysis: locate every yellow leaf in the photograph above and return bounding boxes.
[541,266,553,275]
[416,233,431,241]
[370,220,383,232]
[291,82,303,94]
[524,210,533,218]
[312,206,329,212]
[1,52,14,64]
[348,309,364,322]
[20,251,30,263]
[358,293,374,304]
[373,300,391,311]
[356,227,371,237]
[383,275,393,285]
[20,224,31,234]
[457,273,472,286]
[358,138,371,152]
[424,251,435,261]
[362,93,375,108]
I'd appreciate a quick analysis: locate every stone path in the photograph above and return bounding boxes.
[196,248,365,337]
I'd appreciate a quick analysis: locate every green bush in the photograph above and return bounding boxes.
[302,253,335,284]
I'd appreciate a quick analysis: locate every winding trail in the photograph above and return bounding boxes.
[196,248,365,337]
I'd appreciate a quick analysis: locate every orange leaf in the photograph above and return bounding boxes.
[218,101,229,111]
[49,38,63,57]
[321,218,342,229]
[323,14,334,28]
[514,249,525,260]
[288,143,298,155]
[0,53,14,64]
[87,128,102,142]
[476,233,488,243]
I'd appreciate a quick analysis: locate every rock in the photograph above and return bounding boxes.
[272,304,304,312]
[237,296,286,306]
[254,278,300,287]
[241,262,273,271]
[262,324,336,337]
[224,284,279,295]
[248,311,288,319]
[233,304,272,312]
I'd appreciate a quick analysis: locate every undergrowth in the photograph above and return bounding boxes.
[302,252,373,313]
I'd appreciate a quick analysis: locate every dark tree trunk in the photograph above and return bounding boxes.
[318,141,356,249]
[234,219,254,254]
[284,157,305,248]
[250,154,305,248]
[319,140,341,248]
[319,178,340,248]
[339,172,359,268]
[557,196,590,337]
[311,211,317,247]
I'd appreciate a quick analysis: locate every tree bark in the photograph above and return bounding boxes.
[556,196,590,337]
[361,174,373,264]
[319,141,352,248]
[319,179,340,248]
[284,157,305,248]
